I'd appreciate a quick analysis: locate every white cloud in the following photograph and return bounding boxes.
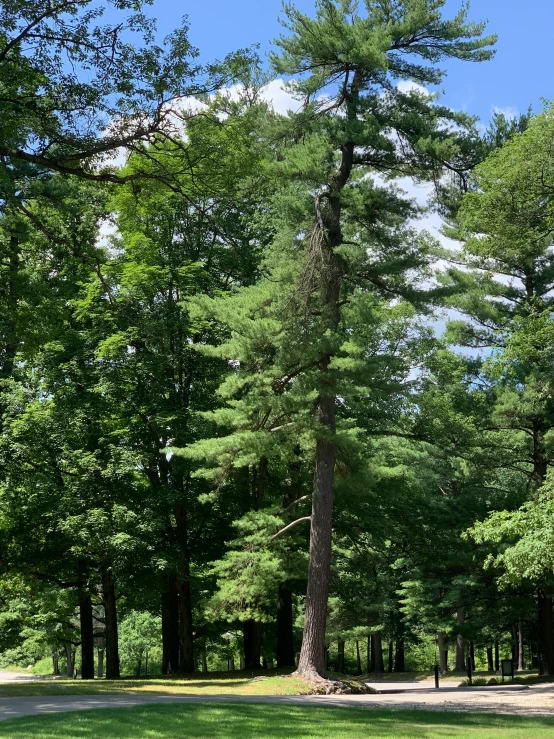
[492,105,520,120]
[397,80,430,96]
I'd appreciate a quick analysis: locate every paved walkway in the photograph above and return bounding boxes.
[1,684,554,722]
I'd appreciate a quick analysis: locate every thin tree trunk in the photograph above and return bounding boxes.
[176,505,194,674]
[276,585,295,668]
[97,641,105,678]
[387,641,393,673]
[79,591,94,680]
[356,640,361,675]
[494,640,500,672]
[65,644,73,678]
[51,650,59,676]
[145,651,148,676]
[101,569,120,679]
[161,573,179,675]
[337,639,345,673]
[455,609,466,671]
[243,619,263,669]
[518,620,525,671]
[538,588,554,676]
[201,650,208,673]
[394,641,405,673]
[511,624,518,666]
[487,646,494,672]
[437,632,448,674]
[374,632,384,673]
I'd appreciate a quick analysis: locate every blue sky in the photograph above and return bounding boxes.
[134,0,550,126]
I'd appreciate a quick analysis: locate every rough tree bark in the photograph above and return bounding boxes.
[538,588,554,676]
[243,620,263,669]
[394,641,405,673]
[51,650,59,676]
[101,569,120,679]
[65,644,74,678]
[79,591,95,680]
[487,646,494,672]
[276,585,295,667]
[518,620,525,671]
[176,504,194,674]
[455,609,466,671]
[161,573,179,675]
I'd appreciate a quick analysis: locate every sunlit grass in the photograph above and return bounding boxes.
[3,704,554,739]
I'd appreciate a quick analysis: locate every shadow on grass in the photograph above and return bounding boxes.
[4,704,554,739]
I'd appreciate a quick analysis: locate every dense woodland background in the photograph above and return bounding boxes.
[2,0,554,682]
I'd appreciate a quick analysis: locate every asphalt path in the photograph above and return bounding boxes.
[1,683,553,723]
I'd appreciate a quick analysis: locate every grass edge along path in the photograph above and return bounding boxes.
[3,703,554,739]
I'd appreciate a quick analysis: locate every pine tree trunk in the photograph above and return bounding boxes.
[176,505,194,674]
[537,588,554,675]
[374,632,384,673]
[455,609,466,671]
[79,591,95,680]
[511,624,518,666]
[394,641,405,673]
[243,619,263,669]
[337,639,345,673]
[162,573,179,675]
[518,620,525,671]
[102,570,120,679]
[387,641,393,673]
[367,635,373,673]
[487,646,494,672]
[470,641,476,671]
[494,640,500,671]
[202,650,208,673]
[97,644,104,678]
[65,644,73,678]
[276,585,295,667]
[356,640,361,675]
[437,632,448,673]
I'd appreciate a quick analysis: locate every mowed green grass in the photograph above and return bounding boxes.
[3,704,554,739]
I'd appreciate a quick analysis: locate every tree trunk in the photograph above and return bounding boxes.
[79,591,94,680]
[337,639,345,673]
[394,641,405,673]
[538,587,554,676]
[51,650,59,676]
[470,641,476,671]
[176,505,194,674]
[145,651,148,676]
[65,644,73,678]
[374,632,384,673]
[356,640,361,675]
[487,646,494,672]
[202,650,208,673]
[437,632,448,674]
[511,624,518,666]
[518,620,525,671]
[367,635,373,673]
[494,640,500,671]
[101,569,120,679]
[243,619,263,669]
[97,641,105,678]
[276,585,295,668]
[161,573,179,675]
[137,656,142,677]
[455,609,466,671]
[387,641,393,673]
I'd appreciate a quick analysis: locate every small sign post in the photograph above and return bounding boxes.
[501,659,514,683]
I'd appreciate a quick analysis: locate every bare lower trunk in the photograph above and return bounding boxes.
[511,624,518,666]
[202,650,208,673]
[356,640,361,674]
[437,632,448,673]
[394,641,405,673]
[65,644,73,678]
[162,573,179,675]
[52,650,60,676]
[470,641,476,671]
[538,588,554,676]
[494,640,500,671]
[294,416,336,678]
[79,591,94,680]
[243,619,263,669]
[337,639,345,673]
[487,646,494,672]
[102,570,120,679]
[518,620,525,671]
[387,641,393,673]
[455,609,466,671]
[276,585,295,668]
[373,632,384,673]
[97,642,105,678]
[176,505,194,674]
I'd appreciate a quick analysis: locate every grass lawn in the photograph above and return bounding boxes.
[0,672,315,698]
[3,704,554,738]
